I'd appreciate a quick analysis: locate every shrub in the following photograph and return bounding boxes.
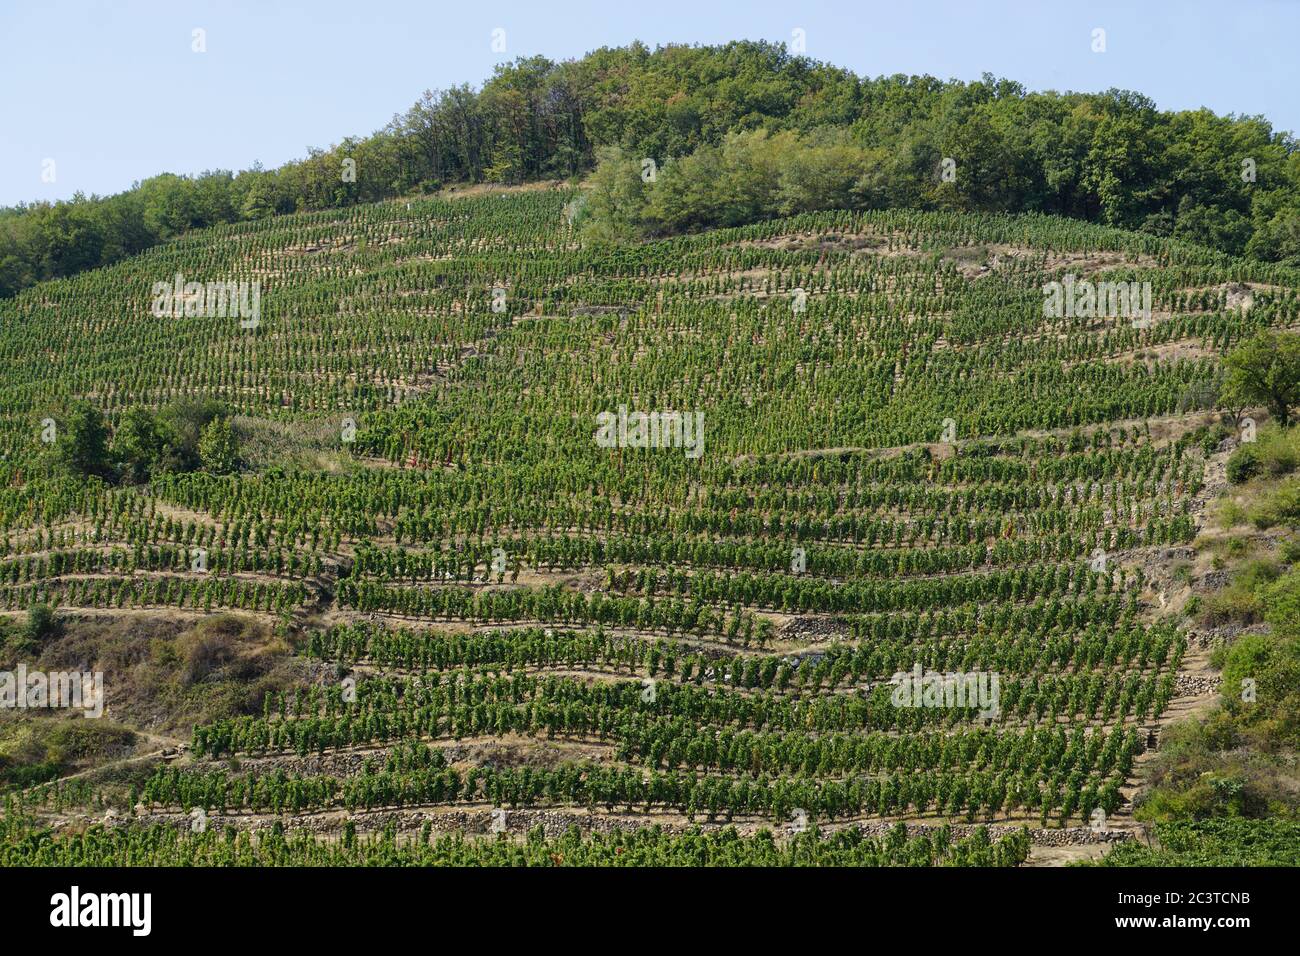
[45,722,136,764]
[1263,570,1300,640]
[1248,479,1300,529]
[1254,426,1300,478]
[1226,443,1259,484]
[23,603,58,642]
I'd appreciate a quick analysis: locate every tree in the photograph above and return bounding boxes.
[577,147,648,243]
[240,182,274,221]
[113,406,165,483]
[776,133,872,215]
[1223,331,1300,428]
[158,398,227,472]
[54,402,111,477]
[199,418,240,474]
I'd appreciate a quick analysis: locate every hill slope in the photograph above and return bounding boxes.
[1,191,1298,864]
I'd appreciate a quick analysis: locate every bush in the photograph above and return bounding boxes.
[1254,426,1300,477]
[64,398,239,483]
[1218,632,1274,697]
[582,130,882,241]
[1201,585,1262,626]
[1248,479,1300,529]
[1263,570,1300,640]
[178,623,240,686]
[1226,443,1260,483]
[1212,497,1248,528]
[44,722,136,764]
[23,603,58,642]
[176,615,269,686]
[1197,422,1232,455]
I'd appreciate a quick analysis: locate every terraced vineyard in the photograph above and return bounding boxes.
[2,189,1297,865]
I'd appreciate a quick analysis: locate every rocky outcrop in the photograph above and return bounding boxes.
[780,616,849,642]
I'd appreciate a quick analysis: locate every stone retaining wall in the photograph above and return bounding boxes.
[117,808,1134,846]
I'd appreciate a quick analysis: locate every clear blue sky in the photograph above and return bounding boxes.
[3,0,1297,207]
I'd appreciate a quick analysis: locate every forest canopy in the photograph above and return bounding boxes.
[4,40,1299,297]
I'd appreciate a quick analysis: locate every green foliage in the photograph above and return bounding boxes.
[41,721,136,765]
[1222,332,1300,427]
[576,148,648,243]
[239,182,274,221]
[1218,632,1276,703]
[1202,556,1281,626]
[1225,443,1259,483]
[112,406,166,484]
[584,129,904,239]
[23,603,57,643]
[0,720,136,790]
[0,819,1029,867]
[198,418,240,475]
[156,398,228,472]
[101,399,237,482]
[5,42,1300,299]
[52,402,111,478]
[1141,546,1300,826]
[1247,479,1300,529]
[1262,569,1300,640]
[1251,425,1300,477]
[1093,818,1300,866]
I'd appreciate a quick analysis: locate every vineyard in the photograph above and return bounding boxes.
[1,186,1296,866]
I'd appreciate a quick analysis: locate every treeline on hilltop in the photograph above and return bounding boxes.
[4,40,1300,298]
[574,124,1293,251]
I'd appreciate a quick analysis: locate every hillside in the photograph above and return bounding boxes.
[1,187,1298,866]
